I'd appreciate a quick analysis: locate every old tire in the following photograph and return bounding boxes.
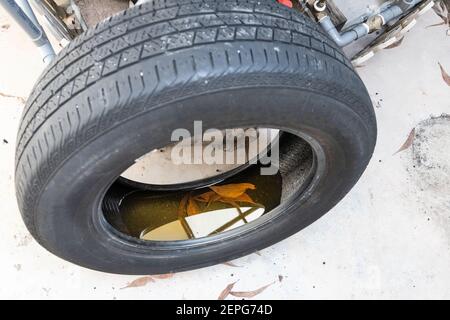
[15,0,376,274]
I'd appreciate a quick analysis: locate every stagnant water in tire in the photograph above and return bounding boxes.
[103,165,282,241]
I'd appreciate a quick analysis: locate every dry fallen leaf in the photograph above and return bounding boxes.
[222,261,242,268]
[438,62,450,87]
[152,273,174,279]
[210,183,256,198]
[0,92,26,104]
[229,281,275,299]
[426,22,446,28]
[180,183,260,218]
[433,0,450,25]
[122,273,174,288]
[218,281,238,300]
[121,276,155,289]
[177,193,190,218]
[187,196,201,216]
[228,193,257,205]
[195,191,219,206]
[394,128,415,155]
[385,37,404,49]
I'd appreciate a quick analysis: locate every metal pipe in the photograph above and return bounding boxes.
[378,5,404,24]
[0,0,55,65]
[17,0,56,64]
[319,15,369,47]
[319,0,423,47]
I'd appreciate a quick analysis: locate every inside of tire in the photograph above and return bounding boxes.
[102,131,316,242]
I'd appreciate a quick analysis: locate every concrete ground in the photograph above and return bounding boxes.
[0,6,449,300]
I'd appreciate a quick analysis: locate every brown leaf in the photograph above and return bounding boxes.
[179,183,260,220]
[187,196,201,216]
[438,62,450,87]
[426,22,446,28]
[152,273,174,279]
[218,281,238,300]
[193,183,259,211]
[394,128,415,155]
[222,261,242,268]
[194,191,220,208]
[385,37,404,49]
[433,2,449,24]
[210,183,256,199]
[218,196,261,213]
[195,191,216,202]
[217,199,242,212]
[178,193,190,218]
[121,276,155,289]
[230,193,257,205]
[0,92,26,104]
[229,281,275,299]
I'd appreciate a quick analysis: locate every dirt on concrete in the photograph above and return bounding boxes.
[412,114,450,191]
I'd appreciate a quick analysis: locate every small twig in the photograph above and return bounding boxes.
[0,92,26,104]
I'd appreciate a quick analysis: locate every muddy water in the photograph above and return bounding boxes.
[104,165,282,240]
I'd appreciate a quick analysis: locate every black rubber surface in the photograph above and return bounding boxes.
[15,0,376,274]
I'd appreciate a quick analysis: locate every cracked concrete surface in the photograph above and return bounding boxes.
[0,6,449,299]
